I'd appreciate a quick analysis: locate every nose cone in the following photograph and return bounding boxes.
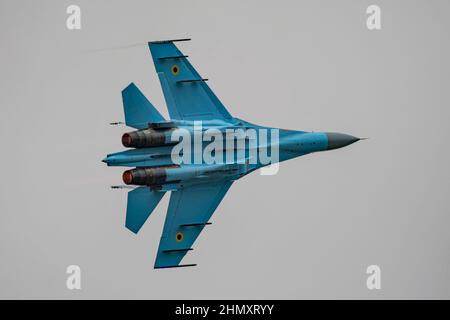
[326,132,360,150]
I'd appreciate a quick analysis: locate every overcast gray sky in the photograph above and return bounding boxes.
[0,0,449,299]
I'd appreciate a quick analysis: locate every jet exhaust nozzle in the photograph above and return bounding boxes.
[122,167,168,185]
[122,128,175,148]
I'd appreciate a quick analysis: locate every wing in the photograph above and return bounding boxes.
[154,180,233,269]
[148,39,232,121]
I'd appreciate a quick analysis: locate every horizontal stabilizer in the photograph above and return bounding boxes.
[122,83,165,129]
[126,187,165,233]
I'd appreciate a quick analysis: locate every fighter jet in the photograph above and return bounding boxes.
[103,39,361,269]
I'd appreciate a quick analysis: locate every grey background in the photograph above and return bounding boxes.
[0,0,449,299]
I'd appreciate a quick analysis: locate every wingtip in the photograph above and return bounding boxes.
[154,263,197,269]
[148,38,191,45]
[125,224,140,234]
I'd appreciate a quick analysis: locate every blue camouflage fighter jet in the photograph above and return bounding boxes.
[103,39,361,269]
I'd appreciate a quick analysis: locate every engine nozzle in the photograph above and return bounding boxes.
[122,128,175,148]
[122,167,168,185]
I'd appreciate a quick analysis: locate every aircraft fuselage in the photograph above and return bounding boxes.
[103,118,359,190]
